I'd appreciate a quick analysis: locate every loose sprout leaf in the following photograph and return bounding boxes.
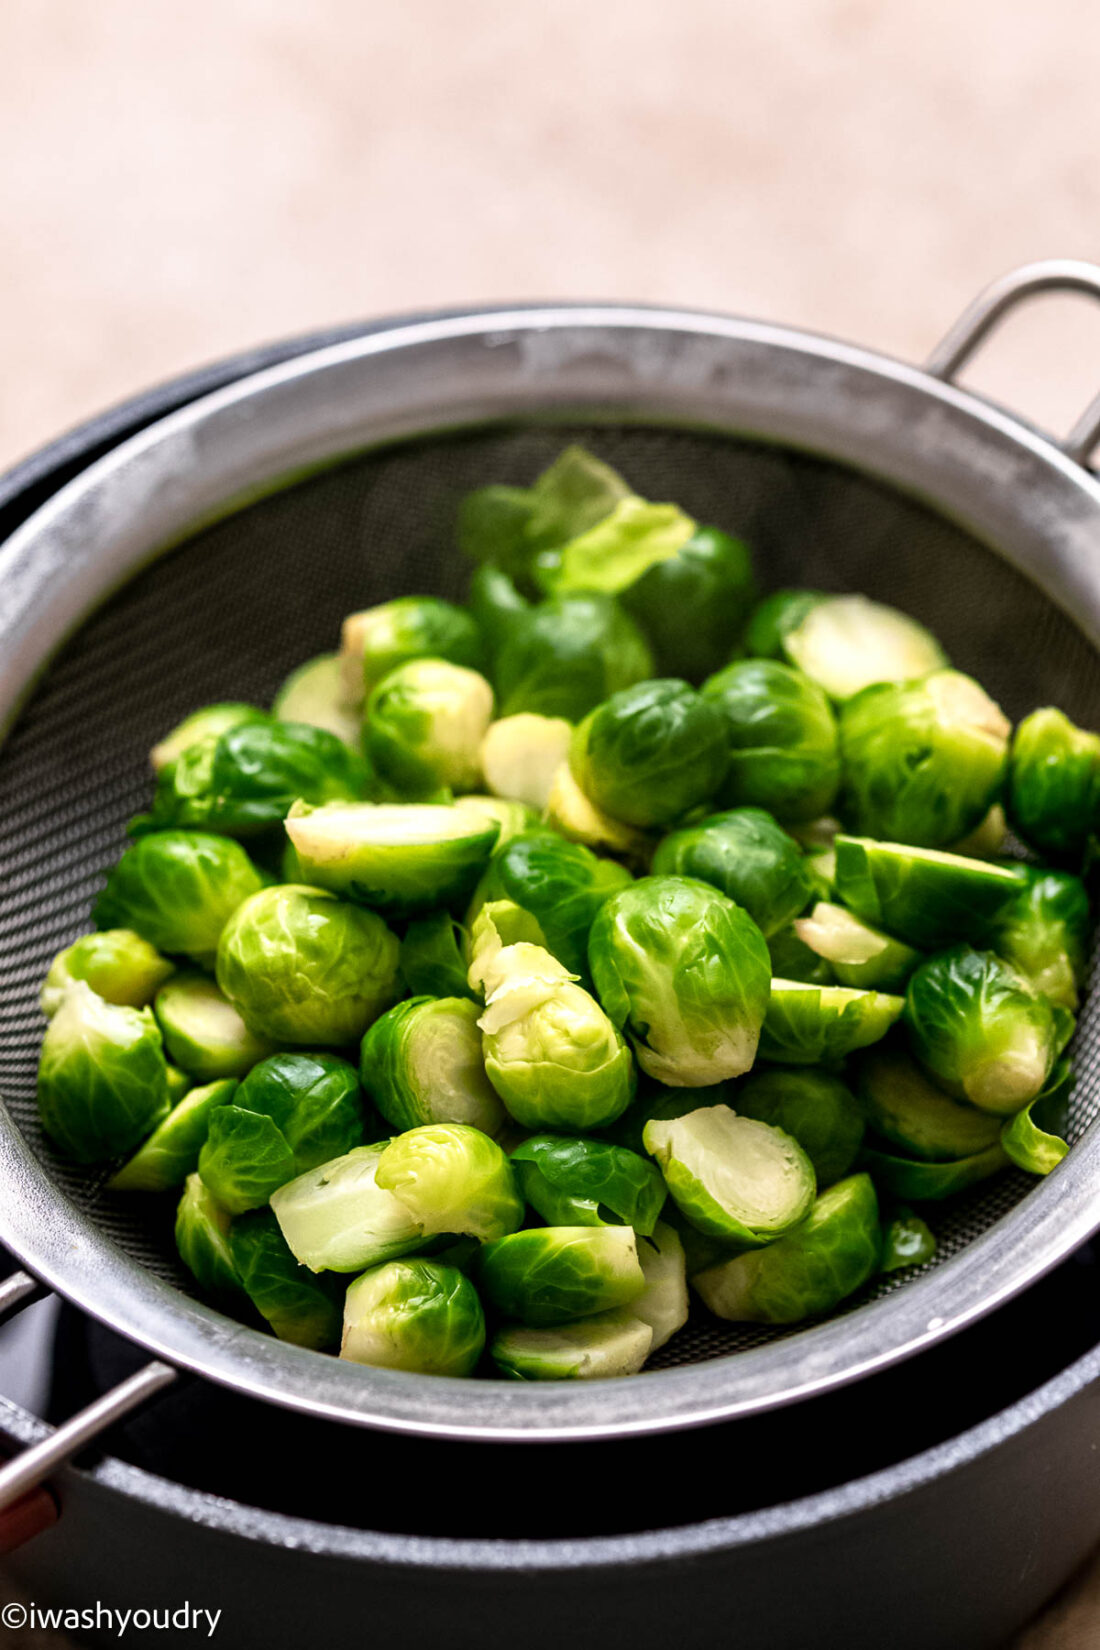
[652,807,815,939]
[489,1312,652,1380]
[272,653,361,750]
[458,445,633,579]
[701,658,840,824]
[375,1123,524,1240]
[40,930,175,1019]
[736,1066,865,1186]
[153,972,274,1080]
[758,980,904,1065]
[110,1078,237,1193]
[271,1144,425,1273]
[832,835,1025,951]
[793,902,921,992]
[782,594,947,701]
[481,713,573,812]
[547,498,697,596]
[341,1260,486,1375]
[510,1134,667,1235]
[1001,1061,1072,1176]
[197,1106,298,1215]
[233,1052,367,1172]
[37,983,171,1164]
[477,1225,646,1326]
[879,1208,938,1273]
[644,1105,816,1245]
[399,911,477,1003]
[856,1047,1003,1162]
[229,1210,344,1350]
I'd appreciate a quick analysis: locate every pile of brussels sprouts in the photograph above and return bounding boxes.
[34,445,1097,1381]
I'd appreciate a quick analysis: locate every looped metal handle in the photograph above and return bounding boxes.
[926,258,1100,467]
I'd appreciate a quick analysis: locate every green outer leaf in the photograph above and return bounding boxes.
[992,867,1090,1011]
[511,1134,667,1235]
[1001,1095,1070,1176]
[858,1141,1010,1201]
[458,446,633,577]
[399,912,477,1002]
[474,828,632,979]
[833,835,1025,950]
[175,1173,243,1298]
[197,1106,297,1214]
[547,498,696,595]
[110,1079,237,1193]
[493,593,654,722]
[229,1209,344,1349]
[233,1051,366,1171]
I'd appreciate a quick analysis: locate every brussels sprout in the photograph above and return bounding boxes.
[856,1047,1003,1161]
[153,973,273,1080]
[198,1107,298,1214]
[175,1173,243,1298]
[792,902,922,991]
[588,876,772,1086]
[701,659,840,824]
[272,654,360,749]
[1008,707,1100,859]
[399,911,476,1002]
[365,660,495,797]
[37,982,170,1163]
[510,1134,666,1235]
[40,930,175,1019]
[858,1141,1009,1200]
[493,593,654,722]
[141,720,370,837]
[766,925,835,987]
[229,1210,344,1349]
[692,1173,880,1323]
[542,762,652,863]
[271,1143,425,1273]
[879,1207,937,1273]
[341,1259,486,1375]
[744,590,826,659]
[375,1123,523,1240]
[949,804,1007,861]
[805,848,837,901]
[781,594,947,702]
[284,800,498,918]
[1001,1065,1072,1176]
[94,831,267,965]
[481,714,573,811]
[833,835,1025,951]
[601,1080,735,1156]
[735,1067,865,1185]
[643,1105,816,1245]
[165,1064,191,1104]
[759,980,904,1064]
[904,945,1073,1115]
[361,997,506,1136]
[569,680,729,828]
[109,1078,236,1193]
[652,808,814,938]
[458,445,633,580]
[489,1312,653,1380]
[839,671,1010,848]
[473,828,632,978]
[620,526,757,681]
[468,564,531,659]
[466,899,550,996]
[340,596,485,706]
[452,794,541,846]
[633,1219,690,1350]
[538,497,697,596]
[477,1225,646,1326]
[216,885,400,1045]
[150,703,267,773]
[993,868,1090,1011]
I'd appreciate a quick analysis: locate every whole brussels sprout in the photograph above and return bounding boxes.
[587,876,772,1086]
[153,973,273,1080]
[780,594,947,701]
[229,1210,344,1349]
[839,670,1010,848]
[94,831,267,965]
[759,980,904,1064]
[340,596,485,706]
[37,982,171,1163]
[272,654,360,750]
[216,885,399,1045]
[993,868,1090,1011]
[361,997,506,1137]
[375,1123,523,1241]
[458,444,632,581]
[472,828,631,979]
[569,680,729,828]
[40,929,174,1019]
[110,1078,236,1193]
[744,590,826,659]
[493,593,654,722]
[542,761,651,863]
[904,945,1074,1114]
[477,1225,646,1326]
[736,1066,865,1185]
[150,703,267,773]
[855,1047,1003,1161]
[1008,707,1100,860]
[364,659,494,797]
[398,912,476,1002]
[341,1259,487,1375]
[701,659,840,824]
[489,1312,653,1381]
[271,1142,426,1273]
[652,808,814,937]
[175,1173,243,1299]
[481,713,573,812]
[833,835,1025,951]
[510,1134,666,1235]
[643,1105,816,1245]
[620,526,757,681]
[792,902,922,991]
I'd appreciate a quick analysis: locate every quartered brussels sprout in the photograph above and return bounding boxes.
[341,1259,486,1375]
[340,596,485,706]
[399,912,476,1002]
[736,1066,865,1186]
[272,654,360,749]
[365,659,495,797]
[472,828,632,979]
[481,713,573,811]
[542,761,651,863]
[110,1078,236,1193]
[833,835,1025,951]
[510,1134,666,1235]
[643,1105,815,1245]
[993,868,1090,1012]
[879,1208,938,1274]
[1008,707,1100,860]
[458,444,633,580]
[94,831,267,965]
[216,885,399,1045]
[620,526,757,682]
[375,1123,523,1241]
[285,801,499,918]
[859,1141,1010,1201]
[839,670,1010,848]
[792,902,922,991]
[452,794,541,846]
[538,497,697,597]
[153,973,273,1080]
[904,945,1073,1115]
[701,658,840,824]
[360,997,505,1137]
[652,808,814,938]
[766,924,835,987]
[493,593,654,722]
[692,1173,880,1323]
[633,1219,690,1351]
[759,980,904,1064]
[229,1210,344,1349]
[570,679,729,828]
[37,982,171,1163]
[780,594,947,701]
[40,929,174,1019]
[150,703,267,773]
[588,876,772,1086]
[175,1173,242,1298]
[744,589,826,660]
[489,1312,653,1380]
[271,1143,425,1273]
[477,1225,646,1326]
[856,1047,1003,1161]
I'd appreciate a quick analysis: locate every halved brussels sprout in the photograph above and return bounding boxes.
[229,1210,344,1349]
[341,1259,486,1375]
[216,885,400,1045]
[365,659,495,797]
[481,713,573,811]
[781,595,947,701]
[993,868,1090,1011]
[94,831,267,965]
[839,670,1010,848]
[340,596,485,706]
[150,703,267,773]
[633,1219,690,1351]
[477,1225,646,1326]
[569,680,729,828]
[792,902,922,991]
[856,1047,1003,1161]
[904,945,1073,1115]
[110,1078,236,1193]
[879,1208,937,1274]
[758,980,904,1066]
[510,1134,666,1235]
[1001,1061,1072,1176]
[949,804,1007,860]
[735,1067,865,1186]
[489,1313,652,1380]
[399,912,476,1003]
[270,1143,425,1273]
[472,828,632,979]
[272,654,360,749]
[652,808,814,938]
[766,924,835,987]
[542,761,651,863]
[858,1141,1009,1200]
[620,526,757,682]
[40,930,175,1019]
[493,593,654,722]
[1008,707,1100,859]
[643,1105,816,1245]
[153,973,273,1080]
[175,1173,242,1298]
[375,1123,523,1240]
[833,835,1025,951]
[285,800,499,918]
[452,794,541,845]
[37,982,171,1163]
[701,659,840,824]
[743,590,826,660]
[692,1173,880,1323]
[360,997,506,1137]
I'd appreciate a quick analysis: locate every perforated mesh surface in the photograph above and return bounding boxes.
[1,423,1098,1372]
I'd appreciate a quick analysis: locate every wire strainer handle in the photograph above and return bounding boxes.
[926,258,1100,466]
